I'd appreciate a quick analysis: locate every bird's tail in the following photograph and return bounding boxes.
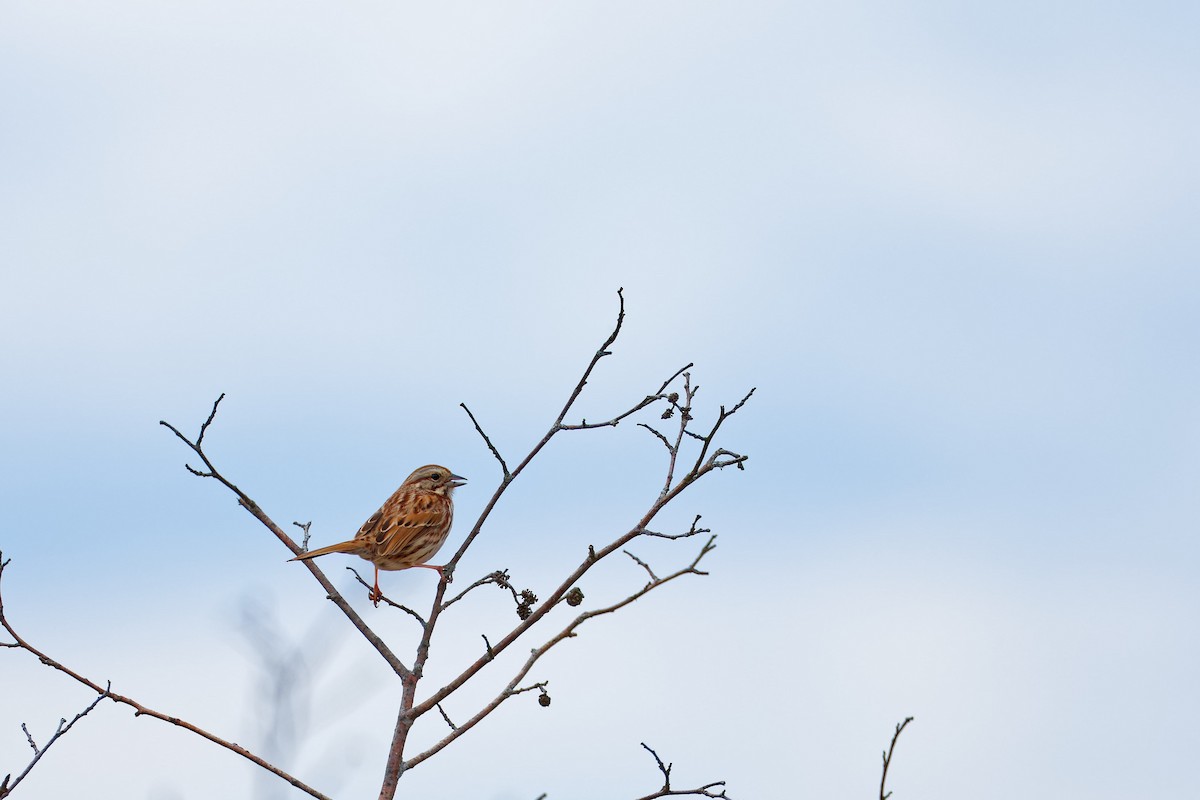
[289,539,362,562]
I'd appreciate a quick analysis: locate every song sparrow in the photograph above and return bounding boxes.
[290,464,466,605]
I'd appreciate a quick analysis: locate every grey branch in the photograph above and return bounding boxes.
[624,549,659,583]
[293,521,312,550]
[639,515,709,541]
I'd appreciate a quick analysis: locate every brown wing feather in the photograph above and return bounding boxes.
[377,506,451,559]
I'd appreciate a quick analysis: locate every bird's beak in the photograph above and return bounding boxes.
[449,474,467,488]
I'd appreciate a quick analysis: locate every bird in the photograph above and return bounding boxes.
[290,464,466,606]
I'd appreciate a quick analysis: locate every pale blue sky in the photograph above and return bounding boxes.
[2,2,1198,799]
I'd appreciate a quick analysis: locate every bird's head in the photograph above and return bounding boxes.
[404,464,467,495]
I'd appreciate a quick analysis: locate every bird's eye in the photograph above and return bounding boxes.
[430,472,442,480]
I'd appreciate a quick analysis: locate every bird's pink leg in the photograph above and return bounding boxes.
[411,563,449,582]
[370,565,382,607]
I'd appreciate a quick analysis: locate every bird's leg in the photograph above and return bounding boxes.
[370,565,382,607]
[411,563,451,583]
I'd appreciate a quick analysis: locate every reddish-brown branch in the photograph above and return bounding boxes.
[0,556,331,800]
[159,408,412,680]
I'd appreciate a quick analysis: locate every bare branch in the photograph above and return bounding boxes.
[347,568,427,628]
[0,555,332,800]
[639,516,709,541]
[1,683,108,799]
[460,403,510,477]
[160,400,412,680]
[690,388,756,475]
[409,436,738,721]
[508,681,549,699]
[643,743,672,789]
[635,743,730,800]
[880,716,914,800]
[638,423,673,451]
[434,290,637,586]
[623,550,659,583]
[559,393,669,430]
[435,704,456,731]
[293,521,312,551]
[656,373,698,498]
[402,536,718,772]
[441,570,515,612]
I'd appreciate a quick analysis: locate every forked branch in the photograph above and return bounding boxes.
[0,682,108,799]
[635,743,731,800]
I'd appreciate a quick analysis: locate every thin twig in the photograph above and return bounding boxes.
[657,373,698,498]
[293,521,312,551]
[640,515,709,541]
[460,403,510,477]
[635,743,731,800]
[346,568,427,627]
[561,361,691,431]
[880,716,914,800]
[623,550,659,583]
[690,388,756,475]
[638,423,673,451]
[441,570,517,612]
[1,683,109,799]
[435,704,457,731]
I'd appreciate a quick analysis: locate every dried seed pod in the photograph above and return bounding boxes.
[566,587,585,607]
